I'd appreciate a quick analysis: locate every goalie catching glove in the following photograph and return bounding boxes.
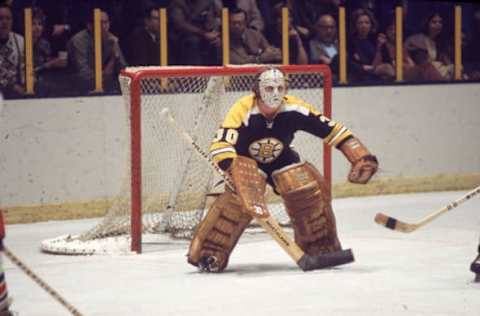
[339,137,378,184]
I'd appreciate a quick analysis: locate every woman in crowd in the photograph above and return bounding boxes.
[348,8,392,83]
[404,12,453,81]
[31,7,67,96]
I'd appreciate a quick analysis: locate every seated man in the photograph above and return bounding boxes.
[187,67,378,272]
[229,8,281,65]
[168,0,221,65]
[127,6,161,66]
[267,5,308,65]
[67,9,127,94]
[309,14,338,71]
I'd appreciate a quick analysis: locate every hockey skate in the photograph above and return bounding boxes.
[471,252,480,282]
[198,256,220,273]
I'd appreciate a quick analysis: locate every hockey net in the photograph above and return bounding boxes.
[40,64,332,255]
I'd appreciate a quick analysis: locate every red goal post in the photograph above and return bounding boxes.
[122,64,333,253]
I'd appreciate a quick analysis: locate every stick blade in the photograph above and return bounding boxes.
[374,212,416,233]
[297,249,354,271]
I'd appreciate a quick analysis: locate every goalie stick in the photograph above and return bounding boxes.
[160,107,353,271]
[374,185,480,233]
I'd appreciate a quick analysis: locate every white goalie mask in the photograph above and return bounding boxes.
[257,68,287,109]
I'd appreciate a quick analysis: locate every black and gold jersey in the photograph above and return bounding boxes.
[209,94,353,176]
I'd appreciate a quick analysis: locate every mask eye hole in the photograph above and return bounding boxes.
[264,86,274,93]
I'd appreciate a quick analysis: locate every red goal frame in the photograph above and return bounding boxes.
[120,64,333,253]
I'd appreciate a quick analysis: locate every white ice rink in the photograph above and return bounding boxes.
[4,191,480,316]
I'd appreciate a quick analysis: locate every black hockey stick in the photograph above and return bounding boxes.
[160,108,353,271]
[374,185,480,233]
[3,245,84,315]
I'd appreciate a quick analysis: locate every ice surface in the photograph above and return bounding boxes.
[4,191,480,316]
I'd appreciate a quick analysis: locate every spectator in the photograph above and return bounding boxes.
[168,0,221,65]
[67,9,127,94]
[219,0,264,32]
[268,4,308,64]
[404,12,453,81]
[464,10,480,80]
[10,0,89,55]
[348,8,382,83]
[309,14,338,71]
[370,19,413,81]
[31,7,68,96]
[127,6,160,66]
[403,45,445,82]
[0,3,24,99]
[228,8,281,65]
[288,0,341,39]
[43,1,88,55]
[257,0,285,37]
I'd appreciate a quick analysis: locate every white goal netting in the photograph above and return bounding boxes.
[40,65,332,255]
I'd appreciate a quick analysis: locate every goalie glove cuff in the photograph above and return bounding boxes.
[339,137,371,164]
[339,137,378,184]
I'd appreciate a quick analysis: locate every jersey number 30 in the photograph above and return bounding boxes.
[213,128,239,145]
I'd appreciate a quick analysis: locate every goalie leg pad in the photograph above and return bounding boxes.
[272,162,341,256]
[187,190,252,272]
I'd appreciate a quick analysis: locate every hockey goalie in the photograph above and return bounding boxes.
[187,67,378,272]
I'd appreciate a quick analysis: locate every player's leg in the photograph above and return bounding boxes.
[272,161,342,255]
[0,211,13,316]
[0,257,13,316]
[471,239,480,281]
[187,190,252,272]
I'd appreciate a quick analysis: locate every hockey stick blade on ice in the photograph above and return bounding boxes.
[374,185,480,233]
[160,107,354,271]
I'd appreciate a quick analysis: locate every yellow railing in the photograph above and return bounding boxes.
[20,5,469,96]
[454,5,462,80]
[23,8,34,94]
[395,6,404,82]
[338,7,347,84]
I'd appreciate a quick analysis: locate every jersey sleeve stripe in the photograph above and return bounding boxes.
[324,125,352,147]
[209,142,237,164]
[330,129,353,147]
[323,124,342,144]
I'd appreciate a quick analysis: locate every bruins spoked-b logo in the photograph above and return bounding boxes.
[248,138,284,163]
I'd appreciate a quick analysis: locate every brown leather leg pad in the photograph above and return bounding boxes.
[273,162,341,256]
[187,190,252,271]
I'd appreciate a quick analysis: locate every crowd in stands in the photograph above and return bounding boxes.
[0,0,479,99]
